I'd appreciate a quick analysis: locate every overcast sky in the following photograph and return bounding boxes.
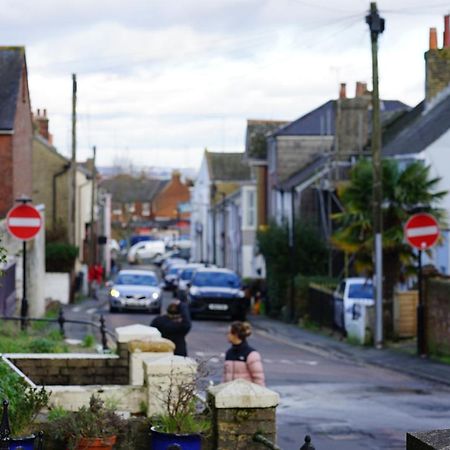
[1,0,448,169]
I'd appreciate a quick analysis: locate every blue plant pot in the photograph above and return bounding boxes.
[9,434,36,450]
[151,426,201,450]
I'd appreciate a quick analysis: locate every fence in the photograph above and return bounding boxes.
[307,283,337,329]
[0,309,116,351]
[0,262,16,317]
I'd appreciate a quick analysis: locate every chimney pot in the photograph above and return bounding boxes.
[430,27,438,50]
[444,15,450,48]
[339,83,347,99]
[37,108,40,116]
[43,109,47,118]
[355,81,367,97]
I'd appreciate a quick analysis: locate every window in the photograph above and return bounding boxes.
[142,202,150,216]
[128,203,135,213]
[245,189,256,228]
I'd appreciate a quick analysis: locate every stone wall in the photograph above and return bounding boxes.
[6,342,129,385]
[425,277,450,355]
[425,48,450,102]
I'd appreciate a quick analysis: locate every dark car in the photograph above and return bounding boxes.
[187,268,248,320]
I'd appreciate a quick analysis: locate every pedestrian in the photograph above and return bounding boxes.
[151,300,191,356]
[223,321,265,386]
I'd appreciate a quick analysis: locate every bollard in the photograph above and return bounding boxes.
[300,435,315,450]
[0,400,11,449]
[100,315,108,351]
[58,307,66,337]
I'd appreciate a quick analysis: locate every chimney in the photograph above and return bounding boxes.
[339,83,347,99]
[34,108,50,142]
[355,81,367,97]
[429,27,438,50]
[444,15,450,48]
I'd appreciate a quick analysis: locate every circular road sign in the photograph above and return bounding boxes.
[6,204,42,241]
[404,213,440,250]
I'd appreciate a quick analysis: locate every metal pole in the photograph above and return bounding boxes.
[289,188,296,322]
[70,74,77,246]
[366,2,385,349]
[417,250,426,356]
[90,145,97,267]
[20,241,28,330]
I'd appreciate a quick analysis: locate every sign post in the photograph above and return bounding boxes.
[6,198,42,329]
[404,213,440,356]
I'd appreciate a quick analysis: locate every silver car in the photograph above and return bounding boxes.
[109,269,162,313]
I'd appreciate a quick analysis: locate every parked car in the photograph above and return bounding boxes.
[108,269,162,313]
[127,240,166,264]
[161,257,188,275]
[187,268,248,320]
[163,263,188,290]
[176,263,208,301]
[333,277,374,331]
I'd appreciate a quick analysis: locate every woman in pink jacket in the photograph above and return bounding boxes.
[223,321,265,386]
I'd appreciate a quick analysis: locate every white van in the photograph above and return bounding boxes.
[127,240,166,264]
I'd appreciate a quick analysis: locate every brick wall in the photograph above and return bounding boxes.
[152,172,190,220]
[0,136,13,217]
[425,277,450,355]
[8,342,130,385]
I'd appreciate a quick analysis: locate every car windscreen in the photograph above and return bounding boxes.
[192,271,240,288]
[180,269,196,280]
[115,274,158,286]
[168,266,184,275]
[348,283,373,299]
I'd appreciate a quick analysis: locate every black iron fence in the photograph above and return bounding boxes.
[0,309,116,351]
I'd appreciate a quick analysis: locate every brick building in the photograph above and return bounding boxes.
[0,47,33,217]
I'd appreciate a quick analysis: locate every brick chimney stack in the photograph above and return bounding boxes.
[355,82,368,97]
[425,16,450,102]
[34,108,52,144]
[339,83,347,99]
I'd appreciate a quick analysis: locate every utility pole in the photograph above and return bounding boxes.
[366,2,385,348]
[69,74,77,245]
[211,183,217,265]
[90,146,97,267]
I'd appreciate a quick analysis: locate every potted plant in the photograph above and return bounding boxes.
[150,362,210,450]
[0,361,49,450]
[46,395,126,450]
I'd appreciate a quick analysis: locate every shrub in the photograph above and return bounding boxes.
[45,242,78,272]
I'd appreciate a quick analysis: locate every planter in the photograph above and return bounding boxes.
[151,426,201,450]
[73,436,117,450]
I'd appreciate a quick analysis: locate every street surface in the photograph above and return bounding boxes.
[66,266,450,450]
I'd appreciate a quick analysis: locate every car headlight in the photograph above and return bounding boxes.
[190,287,200,297]
[237,290,245,298]
[152,292,160,300]
[110,289,120,298]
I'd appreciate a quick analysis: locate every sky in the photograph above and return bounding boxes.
[1,0,449,170]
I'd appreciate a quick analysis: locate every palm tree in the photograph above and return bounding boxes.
[332,158,447,305]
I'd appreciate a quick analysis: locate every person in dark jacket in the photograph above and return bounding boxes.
[151,300,191,356]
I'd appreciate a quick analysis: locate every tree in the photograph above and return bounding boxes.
[332,158,447,303]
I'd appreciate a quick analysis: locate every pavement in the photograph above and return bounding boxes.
[250,314,450,388]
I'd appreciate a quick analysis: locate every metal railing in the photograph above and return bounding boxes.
[253,432,316,449]
[0,308,116,351]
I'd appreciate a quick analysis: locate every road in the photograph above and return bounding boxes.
[67,270,450,450]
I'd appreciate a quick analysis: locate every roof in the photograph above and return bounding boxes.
[273,99,410,137]
[0,47,25,130]
[205,151,251,182]
[100,174,168,203]
[382,94,450,157]
[245,119,289,160]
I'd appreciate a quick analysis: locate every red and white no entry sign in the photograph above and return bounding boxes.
[6,203,42,241]
[404,213,440,250]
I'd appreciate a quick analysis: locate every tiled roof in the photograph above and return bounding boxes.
[245,119,289,160]
[205,151,251,182]
[382,95,450,156]
[100,175,168,203]
[273,99,410,137]
[0,47,25,130]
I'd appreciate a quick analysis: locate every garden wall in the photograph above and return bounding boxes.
[44,272,71,304]
[425,277,450,356]
[5,342,129,385]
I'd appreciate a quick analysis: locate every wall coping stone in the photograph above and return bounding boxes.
[128,338,175,353]
[407,429,450,449]
[4,353,119,359]
[115,324,161,343]
[208,379,279,409]
[143,355,197,375]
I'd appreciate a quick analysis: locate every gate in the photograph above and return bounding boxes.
[0,262,16,316]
